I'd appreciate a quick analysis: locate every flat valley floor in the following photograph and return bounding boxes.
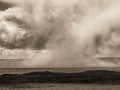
[0,84,120,90]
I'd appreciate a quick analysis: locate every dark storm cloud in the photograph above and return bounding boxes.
[0,0,14,11]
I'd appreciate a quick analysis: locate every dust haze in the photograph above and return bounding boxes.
[0,0,120,67]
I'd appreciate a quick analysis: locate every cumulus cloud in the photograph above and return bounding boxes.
[0,0,120,67]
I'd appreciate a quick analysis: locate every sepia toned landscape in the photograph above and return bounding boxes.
[0,0,120,89]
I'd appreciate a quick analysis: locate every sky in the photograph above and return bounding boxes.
[0,0,120,68]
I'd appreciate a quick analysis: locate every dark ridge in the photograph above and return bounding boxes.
[98,57,120,60]
[0,70,120,85]
[0,1,14,11]
[0,59,24,60]
[97,57,120,64]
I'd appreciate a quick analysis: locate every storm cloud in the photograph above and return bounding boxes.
[0,0,120,67]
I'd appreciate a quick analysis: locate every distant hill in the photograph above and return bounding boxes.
[97,57,120,64]
[98,57,120,60]
[0,70,120,85]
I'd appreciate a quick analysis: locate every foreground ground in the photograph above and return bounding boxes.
[0,84,120,90]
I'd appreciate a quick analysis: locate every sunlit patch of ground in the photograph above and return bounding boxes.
[0,84,120,90]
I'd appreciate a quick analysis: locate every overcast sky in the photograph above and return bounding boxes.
[0,0,120,68]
